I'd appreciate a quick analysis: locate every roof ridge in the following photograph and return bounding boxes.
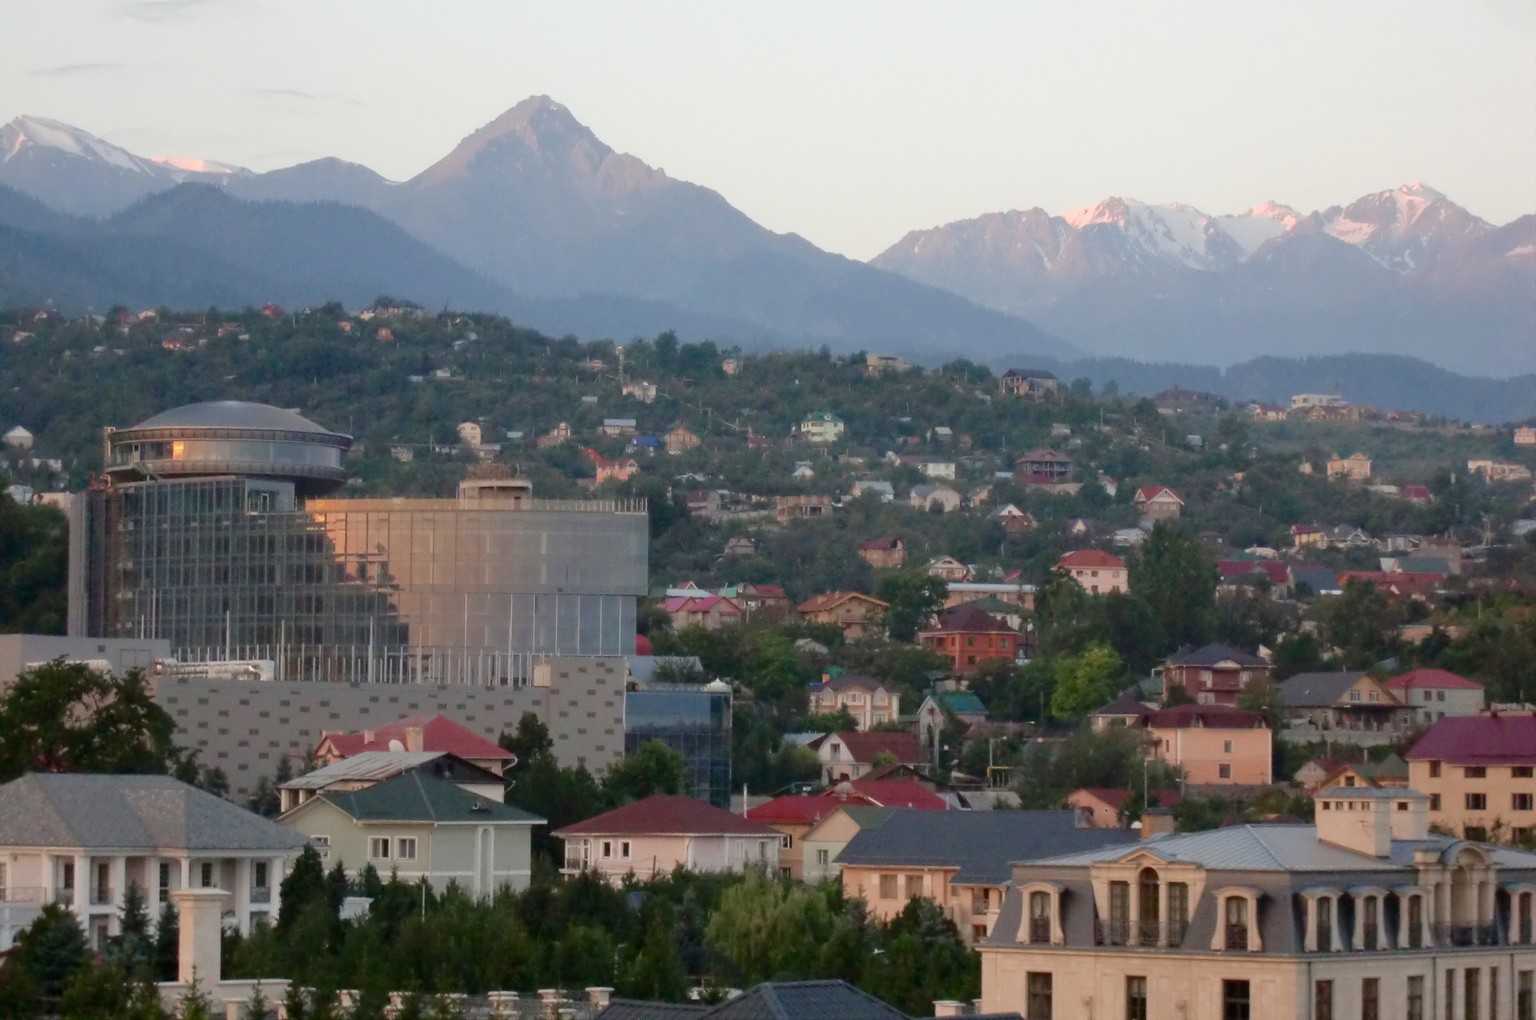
[1240,824,1289,869]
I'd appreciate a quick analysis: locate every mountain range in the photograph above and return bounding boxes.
[1,100,1532,378]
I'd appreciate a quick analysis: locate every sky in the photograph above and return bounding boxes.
[5,0,1534,260]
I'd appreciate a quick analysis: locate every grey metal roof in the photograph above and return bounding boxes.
[597,1001,711,1019]
[128,400,342,436]
[704,981,909,1020]
[1277,671,1368,707]
[838,809,1136,886]
[279,751,503,791]
[0,773,307,852]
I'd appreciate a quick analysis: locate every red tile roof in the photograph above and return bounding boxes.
[1057,549,1127,570]
[842,779,947,809]
[1406,714,1536,766]
[812,731,925,765]
[746,780,947,823]
[922,605,1016,634]
[319,715,512,761]
[1133,486,1183,505]
[1383,668,1483,692]
[1139,705,1267,729]
[554,794,779,837]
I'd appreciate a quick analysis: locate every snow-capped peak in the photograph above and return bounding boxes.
[1214,201,1302,256]
[149,155,251,176]
[2,115,157,173]
[1060,198,1237,270]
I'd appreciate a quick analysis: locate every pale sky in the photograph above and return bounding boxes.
[5,0,1534,259]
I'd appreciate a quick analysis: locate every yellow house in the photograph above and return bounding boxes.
[1326,452,1373,481]
[1141,705,1273,785]
[978,787,1536,1020]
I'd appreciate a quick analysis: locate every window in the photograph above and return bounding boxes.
[1466,766,1487,778]
[1108,881,1130,944]
[1466,967,1480,1020]
[1168,883,1190,943]
[1518,970,1532,1020]
[1125,976,1147,1020]
[1466,825,1488,842]
[1516,793,1535,811]
[1408,896,1424,948]
[1362,977,1379,1020]
[1446,970,1456,1020]
[1369,690,1380,702]
[1362,896,1380,949]
[1430,794,1441,811]
[1408,976,1424,1020]
[158,863,171,903]
[1438,690,1446,702]
[253,862,268,888]
[1222,979,1250,1020]
[1224,896,1249,951]
[600,840,613,859]
[1314,980,1333,1020]
[1429,761,1442,778]
[879,875,898,899]
[1028,890,1052,943]
[620,841,631,859]
[1219,764,1233,780]
[311,835,330,861]
[1493,967,1500,1020]
[1467,792,1488,811]
[1349,690,1361,702]
[1516,767,1535,779]
[1223,739,1233,753]
[396,838,417,862]
[905,875,923,900]
[1316,896,1333,951]
[815,849,829,867]
[1027,973,1053,1020]
[369,838,391,861]
[200,862,215,888]
[780,834,793,850]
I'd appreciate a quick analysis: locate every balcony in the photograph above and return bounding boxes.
[53,887,75,905]
[1224,924,1250,951]
[0,887,45,904]
[1434,923,1498,948]
[1095,918,1132,946]
[90,886,114,906]
[250,886,272,905]
[1092,919,1187,948]
[1028,917,1051,943]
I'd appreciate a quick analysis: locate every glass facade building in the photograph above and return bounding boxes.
[625,685,733,807]
[70,402,648,685]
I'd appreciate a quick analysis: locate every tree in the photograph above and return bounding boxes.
[602,740,688,805]
[1049,644,1126,719]
[278,845,328,934]
[0,660,190,782]
[111,882,155,980]
[1130,523,1217,652]
[873,571,947,643]
[3,904,91,1013]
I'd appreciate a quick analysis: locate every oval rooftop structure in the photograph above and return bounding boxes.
[105,400,352,494]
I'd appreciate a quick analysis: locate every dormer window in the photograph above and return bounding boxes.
[1212,888,1262,952]
[1019,882,1065,946]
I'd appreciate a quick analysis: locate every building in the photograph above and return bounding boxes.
[1276,671,1409,742]
[597,979,949,1020]
[1132,486,1185,521]
[312,715,515,776]
[1291,392,1346,409]
[3,425,34,450]
[989,503,1037,534]
[916,691,989,747]
[1000,369,1059,400]
[279,771,542,897]
[837,809,1138,945]
[1090,690,1153,733]
[924,555,972,582]
[70,401,648,684]
[0,773,306,946]
[1160,644,1273,707]
[663,425,700,455]
[849,480,896,503]
[797,591,888,641]
[1140,704,1272,785]
[1515,426,1536,447]
[625,681,733,808]
[857,536,907,569]
[775,493,834,523]
[808,674,901,730]
[0,633,170,689]
[662,593,743,630]
[1405,714,1536,842]
[554,794,780,882]
[1066,788,1183,828]
[1056,549,1129,595]
[1467,459,1535,483]
[798,411,846,444]
[811,731,926,784]
[908,484,963,513]
[1383,668,1485,726]
[1315,754,1410,793]
[918,606,1020,673]
[1326,452,1373,481]
[746,782,946,881]
[589,450,640,484]
[800,805,895,884]
[276,750,505,814]
[1014,449,1073,483]
[977,786,1536,1020]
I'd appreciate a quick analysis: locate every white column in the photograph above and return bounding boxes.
[1303,896,1317,952]
[1157,881,1170,946]
[71,854,88,917]
[234,858,251,934]
[41,853,55,905]
[109,856,128,934]
[146,858,161,929]
[180,857,193,891]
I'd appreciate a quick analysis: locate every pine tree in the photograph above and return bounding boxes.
[115,882,155,979]
[154,901,180,982]
[278,845,327,933]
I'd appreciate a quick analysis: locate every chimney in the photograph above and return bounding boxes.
[931,1002,966,1017]
[362,729,375,745]
[586,987,614,1008]
[537,989,562,1020]
[1315,789,1393,857]
[1140,809,1176,839]
[405,726,424,753]
[173,887,229,988]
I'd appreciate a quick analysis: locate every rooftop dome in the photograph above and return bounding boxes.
[127,400,342,436]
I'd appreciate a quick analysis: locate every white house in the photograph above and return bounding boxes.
[798,412,846,444]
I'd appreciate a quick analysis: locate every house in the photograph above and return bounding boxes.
[800,805,895,884]
[1216,559,1292,595]
[1419,536,1464,575]
[0,773,307,947]
[857,536,907,569]
[729,582,792,619]
[1292,756,1346,791]
[553,794,780,882]
[1406,714,1536,842]
[621,380,657,403]
[1132,486,1184,521]
[797,591,889,641]
[1467,459,1535,483]
[663,593,743,631]
[791,461,816,480]
[807,674,901,730]
[798,411,846,444]
[944,581,1036,614]
[1153,386,1225,413]
[919,460,958,480]
[1066,787,1182,828]
[915,691,989,748]
[1161,644,1273,706]
[864,353,911,375]
[2,426,33,450]
[312,714,515,776]
[1291,392,1346,409]
[746,781,945,880]
[599,417,638,437]
[908,483,963,513]
[1290,523,1326,550]
[1326,452,1373,481]
[1013,449,1073,483]
[849,479,895,503]
[278,771,542,896]
[663,425,701,455]
[1382,668,1485,725]
[977,787,1536,1020]
[1276,672,1409,740]
[811,731,926,783]
[918,606,1021,673]
[627,433,660,455]
[1089,690,1152,732]
[837,809,1137,944]
[1139,704,1273,785]
[924,555,972,582]
[721,534,757,558]
[277,750,505,814]
[1325,524,1377,548]
[999,369,1059,399]
[1401,483,1434,504]
[587,450,639,484]
[1111,528,1148,549]
[536,421,574,448]
[1315,754,1409,793]
[1515,426,1536,447]
[775,493,834,523]
[1056,549,1129,595]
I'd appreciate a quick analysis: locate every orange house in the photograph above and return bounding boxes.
[917,605,1020,672]
[1139,704,1272,785]
[1056,549,1129,595]
[797,591,889,640]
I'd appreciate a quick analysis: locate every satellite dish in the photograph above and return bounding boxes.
[387,738,406,752]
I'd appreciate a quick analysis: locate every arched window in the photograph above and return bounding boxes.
[1224,896,1249,950]
[1138,867,1160,944]
[1029,890,1051,944]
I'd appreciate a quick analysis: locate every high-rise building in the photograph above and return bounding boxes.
[624,681,733,807]
[69,401,648,685]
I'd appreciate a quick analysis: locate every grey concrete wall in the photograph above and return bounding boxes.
[152,655,626,799]
[0,634,170,689]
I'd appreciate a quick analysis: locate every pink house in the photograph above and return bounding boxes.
[553,794,780,883]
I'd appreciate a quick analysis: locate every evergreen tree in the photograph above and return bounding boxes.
[278,845,327,933]
[113,882,155,979]
[154,901,180,982]
[5,903,91,1013]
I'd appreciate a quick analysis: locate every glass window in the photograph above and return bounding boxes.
[1314,980,1333,1020]
[1467,766,1487,778]
[905,875,923,900]
[369,838,391,861]
[1429,761,1442,778]
[1027,973,1053,1020]
[816,849,829,866]
[1466,968,1480,1020]
[1222,979,1250,1020]
[200,862,214,887]
[1316,896,1333,951]
[780,834,793,850]
[396,838,417,862]
[1518,970,1532,1020]
[1362,977,1378,1020]
[1219,764,1233,779]
[1126,976,1147,1020]
[1029,891,1051,944]
[1516,793,1534,811]
[1515,767,1534,779]
[1468,793,1488,811]
[1225,896,1249,950]
[1430,794,1441,811]
[879,875,897,899]
[1408,975,1424,1020]
[600,840,613,859]
[1168,882,1189,944]
[1446,969,1456,1020]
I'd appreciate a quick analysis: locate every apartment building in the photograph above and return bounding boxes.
[1406,714,1536,842]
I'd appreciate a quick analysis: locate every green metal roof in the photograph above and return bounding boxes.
[322,772,543,825]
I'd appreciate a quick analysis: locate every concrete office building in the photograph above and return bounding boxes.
[0,634,170,689]
[68,401,648,685]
